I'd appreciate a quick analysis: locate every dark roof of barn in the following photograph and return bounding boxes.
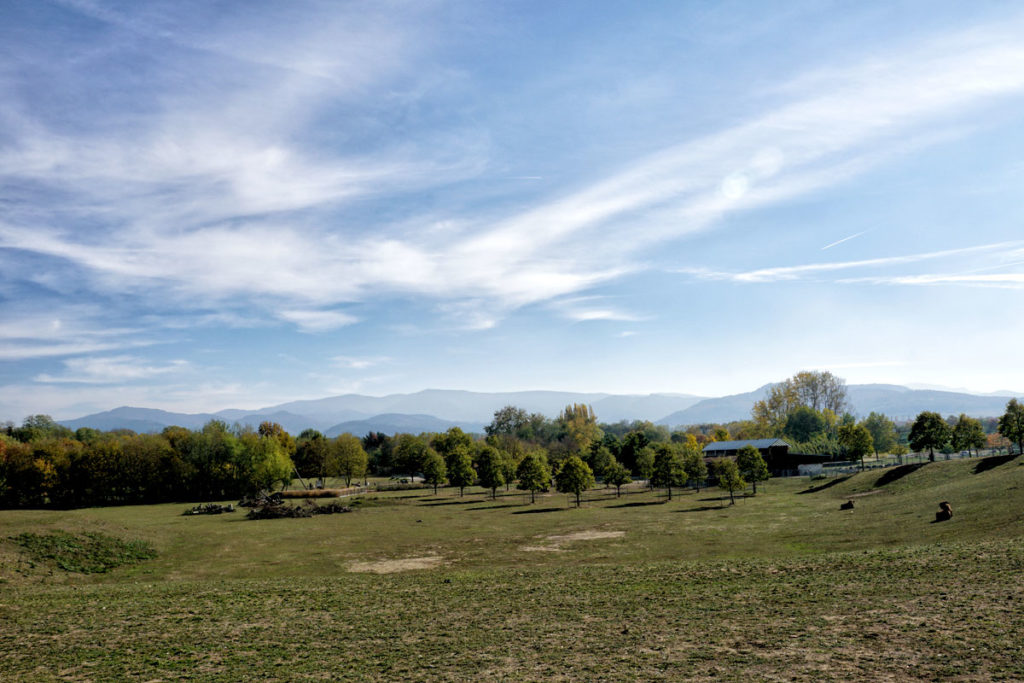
[702,438,791,453]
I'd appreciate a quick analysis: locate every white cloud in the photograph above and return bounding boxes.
[34,356,190,384]
[0,341,140,361]
[842,273,1024,289]
[0,308,153,360]
[331,355,389,370]
[279,309,359,333]
[564,309,643,322]
[4,12,1024,328]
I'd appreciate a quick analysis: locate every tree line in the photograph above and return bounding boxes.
[720,370,1019,468]
[4,376,1021,509]
[1,402,768,509]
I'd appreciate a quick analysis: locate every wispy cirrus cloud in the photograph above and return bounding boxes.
[4,9,1024,329]
[34,355,190,384]
[0,308,153,360]
[452,22,1024,272]
[843,273,1024,289]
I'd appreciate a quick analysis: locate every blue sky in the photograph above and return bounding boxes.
[3,0,1024,420]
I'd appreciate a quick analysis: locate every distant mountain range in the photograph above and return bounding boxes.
[656,383,1018,425]
[59,385,1020,436]
[58,390,704,435]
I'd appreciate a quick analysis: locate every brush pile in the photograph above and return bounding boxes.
[241,493,352,520]
[238,491,284,507]
[183,503,235,515]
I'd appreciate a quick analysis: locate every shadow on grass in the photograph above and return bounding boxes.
[511,507,564,515]
[798,476,851,494]
[674,505,724,513]
[974,453,1018,474]
[468,503,525,511]
[419,499,478,507]
[605,500,665,508]
[874,463,925,487]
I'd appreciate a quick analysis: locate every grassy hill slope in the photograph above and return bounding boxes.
[1,455,1021,681]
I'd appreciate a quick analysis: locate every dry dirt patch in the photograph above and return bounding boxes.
[522,529,625,552]
[347,555,446,574]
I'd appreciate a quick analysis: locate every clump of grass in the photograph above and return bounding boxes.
[10,531,156,574]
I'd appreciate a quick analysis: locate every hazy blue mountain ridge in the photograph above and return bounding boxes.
[57,385,1020,435]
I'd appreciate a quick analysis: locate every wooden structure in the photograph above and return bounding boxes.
[702,438,831,476]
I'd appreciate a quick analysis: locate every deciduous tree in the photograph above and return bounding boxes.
[431,426,472,457]
[485,406,530,437]
[421,449,446,494]
[475,445,505,499]
[951,414,986,457]
[515,452,551,503]
[392,434,429,482]
[238,430,293,492]
[333,434,369,486]
[447,449,475,496]
[618,430,649,474]
[783,406,827,443]
[682,448,708,490]
[909,411,951,462]
[735,444,770,493]
[294,429,333,482]
[650,444,686,500]
[861,412,897,455]
[714,459,746,506]
[998,398,1024,456]
[752,371,848,435]
[635,446,655,488]
[603,459,631,497]
[558,404,602,455]
[838,423,874,470]
[555,455,595,507]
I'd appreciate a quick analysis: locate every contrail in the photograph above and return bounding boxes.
[821,230,867,250]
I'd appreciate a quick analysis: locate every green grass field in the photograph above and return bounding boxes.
[2,455,1023,681]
